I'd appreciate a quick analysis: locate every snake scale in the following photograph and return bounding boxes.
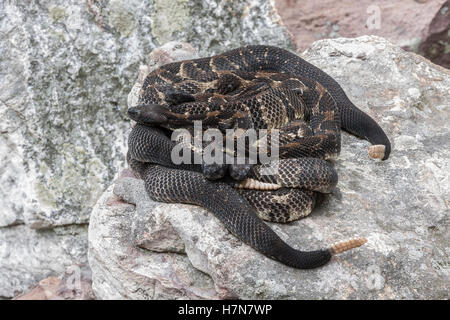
[126,45,391,269]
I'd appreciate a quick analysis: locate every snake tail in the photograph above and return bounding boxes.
[142,164,337,269]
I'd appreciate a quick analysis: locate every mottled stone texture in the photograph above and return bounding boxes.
[0,225,89,298]
[0,0,292,298]
[89,36,449,299]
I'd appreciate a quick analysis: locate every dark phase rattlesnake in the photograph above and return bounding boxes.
[126,45,391,269]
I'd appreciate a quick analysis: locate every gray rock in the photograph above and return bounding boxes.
[88,182,218,300]
[0,0,292,228]
[0,0,292,298]
[89,36,450,299]
[0,224,89,299]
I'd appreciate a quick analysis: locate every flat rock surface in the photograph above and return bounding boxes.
[89,36,450,299]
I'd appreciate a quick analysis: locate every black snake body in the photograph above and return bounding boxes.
[126,45,391,269]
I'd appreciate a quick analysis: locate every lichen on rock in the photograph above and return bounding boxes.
[108,0,138,37]
[151,0,190,44]
[0,0,293,299]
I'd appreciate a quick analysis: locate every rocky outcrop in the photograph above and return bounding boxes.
[88,36,450,299]
[0,0,292,299]
[89,181,219,300]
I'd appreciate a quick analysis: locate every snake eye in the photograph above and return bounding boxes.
[128,107,140,118]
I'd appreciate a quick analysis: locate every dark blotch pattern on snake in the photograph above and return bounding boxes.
[126,45,391,269]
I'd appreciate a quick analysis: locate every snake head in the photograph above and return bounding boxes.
[128,104,170,125]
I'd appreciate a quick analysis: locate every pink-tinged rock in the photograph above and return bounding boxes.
[14,277,61,300]
[13,266,94,300]
[419,0,450,68]
[88,184,219,300]
[275,0,447,57]
[147,42,198,71]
